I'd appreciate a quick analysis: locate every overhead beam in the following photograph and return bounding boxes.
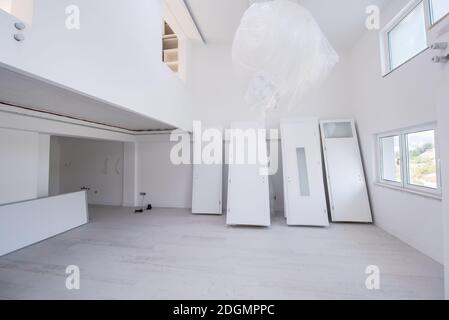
[163,0,205,43]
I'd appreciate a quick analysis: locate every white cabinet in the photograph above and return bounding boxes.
[226,122,271,227]
[320,120,372,223]
[280,118,329,226]
[192,135,223,215]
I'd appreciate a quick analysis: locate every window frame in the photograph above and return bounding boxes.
[376,123,442,198]
[378,133,404,188]
[428,0,449,26]
[380,0,431,76]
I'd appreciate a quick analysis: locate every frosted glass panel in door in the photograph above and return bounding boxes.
[323,122,353,138]
[281,119,329,226]
[296,147,310,196]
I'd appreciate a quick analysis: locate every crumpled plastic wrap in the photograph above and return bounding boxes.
[232,0,339,112]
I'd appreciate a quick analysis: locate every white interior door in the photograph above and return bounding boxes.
[321,120,372,223]
[281,118,329,226]
[226,122,270,226]
[192,160,223,215]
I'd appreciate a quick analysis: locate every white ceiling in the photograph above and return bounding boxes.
[185,0,389,51]
[0,66,175,131]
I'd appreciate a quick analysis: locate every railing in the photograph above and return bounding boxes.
[0,191,89,256]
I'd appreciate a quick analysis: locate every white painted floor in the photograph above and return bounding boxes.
[0,205,444,300]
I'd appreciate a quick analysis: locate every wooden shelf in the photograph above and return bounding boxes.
[166,61,179,73]
[163,48,178,63]
[163,37,178,50]
[163,34,177,40]
[162,21,179,75]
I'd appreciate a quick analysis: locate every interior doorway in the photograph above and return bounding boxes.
[49,136,124,206]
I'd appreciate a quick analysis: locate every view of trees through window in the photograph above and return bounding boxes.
[406,130,437,189]
[379,128,439,193]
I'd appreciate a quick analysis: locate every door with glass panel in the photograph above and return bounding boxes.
[320,120,372,223]
[280,118,329,226]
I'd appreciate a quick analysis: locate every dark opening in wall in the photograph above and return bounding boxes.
[162,21,179,73]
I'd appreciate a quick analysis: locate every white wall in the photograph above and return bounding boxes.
[1,107,136,204]
[51,136,124,206]
[0,0,194,131]
[0,127,38,204]
[438,92,449,298]
[0,128,39,204]
[37,133,50,197]
[441,64,449,301]
[49,135,60,196]
[431,15,449,299]
[0,111,133,205]
[349,0,443,263]
[189,43,354,129]
[136,135,193,208]
[123,142,138,207]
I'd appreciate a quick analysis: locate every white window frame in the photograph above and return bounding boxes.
[376,123,442,199]
[380,0,431,76]
[428,0,449,26]
[378,133,404,188]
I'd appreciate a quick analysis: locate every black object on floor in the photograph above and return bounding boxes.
[134,192,147,213]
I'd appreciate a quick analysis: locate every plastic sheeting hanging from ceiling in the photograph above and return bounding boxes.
[232,0,339,113]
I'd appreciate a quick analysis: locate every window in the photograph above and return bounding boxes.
[429,0,449,25]
[386,1,428,72]
[380,135,402,183]
[377,124,441,197]
[405,130,438,189]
